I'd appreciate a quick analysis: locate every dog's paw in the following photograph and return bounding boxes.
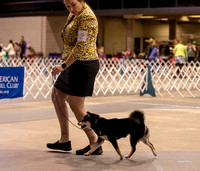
[153,151,157,157]
[84,152,90,156]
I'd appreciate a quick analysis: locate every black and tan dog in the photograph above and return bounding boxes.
[78,110,157,160]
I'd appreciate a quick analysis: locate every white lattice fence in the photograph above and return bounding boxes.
[0,57,200,100]
[152,61,200,97]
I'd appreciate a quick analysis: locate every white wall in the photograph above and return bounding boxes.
[142,21,169,41]
[45,16,66,56]
[103,17,126,55]
[134,20,143,37]
[0,16,43,53]
[177,23,200,43]
[0,16,67,57]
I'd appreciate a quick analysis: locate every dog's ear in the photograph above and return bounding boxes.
[87,111,93,118]
[87,111,91,116]
[84,115,90,120]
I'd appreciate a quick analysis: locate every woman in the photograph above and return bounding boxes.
[4,40,15,58]
[149,40,158,62]
[186,40,196,62]
[47,0,102,155]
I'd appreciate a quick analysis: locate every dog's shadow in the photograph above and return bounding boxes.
[49,151,156,170]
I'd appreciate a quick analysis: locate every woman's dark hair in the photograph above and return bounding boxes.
[9,40,14,47]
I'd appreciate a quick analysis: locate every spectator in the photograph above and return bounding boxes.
[14,42,21,58]
[173,39,188,76]
[186,40,196,62]
[125,50,132,59]
[134,46,140,59]
[122,50,132,59]
[121,50,126,59]
[146,38,154,59]
[3,40,15,58]
[149,40,158,62]
[19,36,27,59]
[98,46,106,60]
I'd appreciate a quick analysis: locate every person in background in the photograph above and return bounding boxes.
[47,0,102,156]
[173,39,188,76]
[146,38,154,59]
[98,46,106,60]
[149,40,158,62]
[3,40,15,58]
[0,44,6,59]
[14,42,21,58]
[134,46,140,59]
[19,36,27,60]
[186,40,196,62]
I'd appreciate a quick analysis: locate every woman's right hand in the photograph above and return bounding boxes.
[52,65,64,76]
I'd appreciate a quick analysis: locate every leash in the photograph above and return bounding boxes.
[54,89,82,130]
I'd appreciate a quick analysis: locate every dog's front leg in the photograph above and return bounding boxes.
[84,137,104,156]
[108,137,123,160]
[125,135,138,159]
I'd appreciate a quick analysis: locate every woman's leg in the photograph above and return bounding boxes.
[51,87,70,143]
[68,95,98,146]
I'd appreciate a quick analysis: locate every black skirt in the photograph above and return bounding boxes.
[54,60,99,96]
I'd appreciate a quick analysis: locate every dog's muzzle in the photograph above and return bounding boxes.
[78,122,86,129]
[81,125,87,129]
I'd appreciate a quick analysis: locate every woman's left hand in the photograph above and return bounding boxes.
[52,65,64,76]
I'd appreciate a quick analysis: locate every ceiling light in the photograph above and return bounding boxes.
[157,18,168,21]
[189,15,200,18]
[180,16,189,22]
[140,16,155,19]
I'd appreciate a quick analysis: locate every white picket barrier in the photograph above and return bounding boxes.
[0,57,200,100]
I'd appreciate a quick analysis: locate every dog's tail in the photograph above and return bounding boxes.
[129,110,145,124]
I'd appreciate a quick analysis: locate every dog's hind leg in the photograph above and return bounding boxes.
[84,137,104,156]
[125,135,139,159]
[141,137,157,157]
[108,137,123,160]
[141,127,157,157]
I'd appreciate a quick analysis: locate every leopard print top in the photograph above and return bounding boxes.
[61,3,98,61]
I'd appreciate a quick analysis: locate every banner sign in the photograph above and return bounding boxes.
[0,67,24,99]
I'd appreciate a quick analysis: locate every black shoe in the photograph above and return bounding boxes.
[76,145,103,155]
[46,141,72,151]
